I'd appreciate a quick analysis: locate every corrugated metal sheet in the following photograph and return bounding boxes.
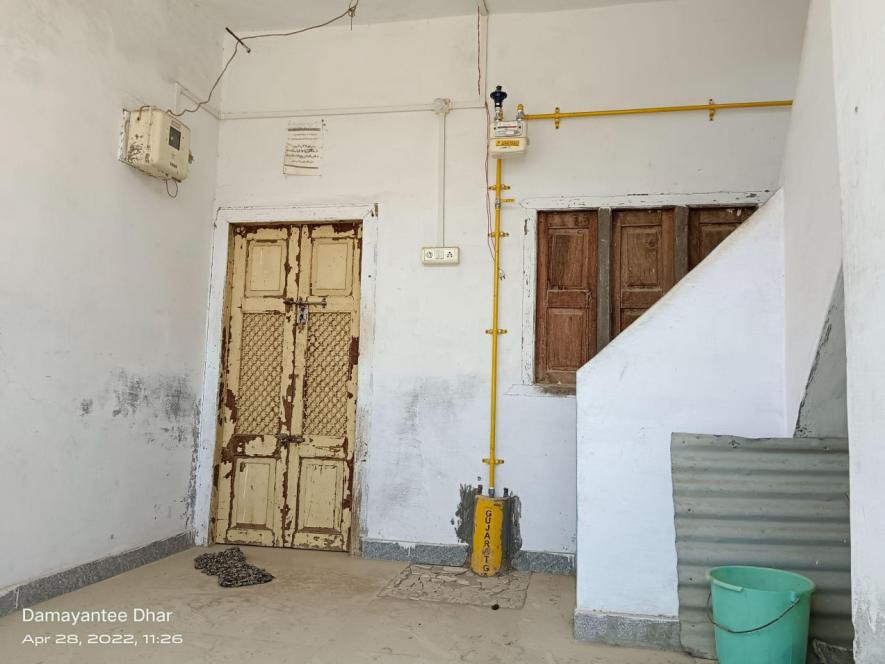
[671,434,851,660]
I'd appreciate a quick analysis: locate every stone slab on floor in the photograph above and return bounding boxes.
[379,563,531,609]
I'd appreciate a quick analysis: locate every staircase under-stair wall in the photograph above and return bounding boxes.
[574,190,789,649]
[574,188,852,660]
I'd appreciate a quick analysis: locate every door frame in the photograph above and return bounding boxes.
[194,203,379,552]
[515,191,773,395]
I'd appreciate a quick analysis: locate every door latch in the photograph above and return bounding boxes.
[283,297,328,307]
[283,297,327,326]
[276,434,305,445]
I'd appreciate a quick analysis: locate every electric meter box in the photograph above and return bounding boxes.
[121,107,191,181]
[489,119,528,158]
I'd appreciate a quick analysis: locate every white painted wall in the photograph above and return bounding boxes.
[0,1,220,590]
[211,0,806,557]
[780,0,843,428]
[576,191,788,617]
[829,1,885,660]
[491,0,806,199]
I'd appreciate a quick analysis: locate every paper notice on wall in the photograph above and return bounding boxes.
[284,120,324,175]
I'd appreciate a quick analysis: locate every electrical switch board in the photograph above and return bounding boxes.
[421,246,460,265]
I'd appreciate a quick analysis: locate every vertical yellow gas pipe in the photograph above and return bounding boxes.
[471,157,507,577]
[487,157,504,494]
[472,86,515,577]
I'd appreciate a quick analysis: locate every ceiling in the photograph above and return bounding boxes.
[196,0,671,32]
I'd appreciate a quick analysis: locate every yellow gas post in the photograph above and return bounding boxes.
[471,85,524,576]
[472,155,507,577]
[470,494,507,575]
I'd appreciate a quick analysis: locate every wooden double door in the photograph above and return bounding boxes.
[536,206,754,385]
[213,222,361,551]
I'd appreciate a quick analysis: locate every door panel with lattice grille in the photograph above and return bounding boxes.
[286,224,361,551]
[213,223,360,552]
[214,227,298,546]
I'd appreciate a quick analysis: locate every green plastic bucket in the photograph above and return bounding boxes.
[708,566,815,664]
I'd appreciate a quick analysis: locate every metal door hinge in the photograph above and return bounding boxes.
[277,434,305,445]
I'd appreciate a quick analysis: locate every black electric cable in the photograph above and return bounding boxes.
[171,0,360,117]
[165,178,179,198]
[170,45,241,117]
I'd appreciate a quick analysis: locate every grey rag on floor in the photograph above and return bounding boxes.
[194,546,274,587]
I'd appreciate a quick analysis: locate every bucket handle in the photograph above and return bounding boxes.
[706,592,801,635]
[711,578,744,593]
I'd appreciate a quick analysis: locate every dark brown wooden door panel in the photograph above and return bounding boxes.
[611,208,675,336]
[546,309,590,372]
[536,211,597,385]
[619,308,646,331]
[549,232,589,288]
[689,207,755,268]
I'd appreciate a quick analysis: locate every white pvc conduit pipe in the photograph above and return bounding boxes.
[175,83,483,121]
[432,98,453,246]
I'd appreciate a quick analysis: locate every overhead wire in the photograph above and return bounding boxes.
[171,46,241,117]
[484,100,494,263]
[171,0,360,117]
[478,9,501,276]
[478,7,496,264]
[175,0,504,272]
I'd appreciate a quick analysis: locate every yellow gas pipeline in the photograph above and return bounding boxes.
[470,90,793,577]
[520,98,793,128]
[484,157,505,494]
[472,158,509,577]
[472,87,517,577]
[477,94,794,495]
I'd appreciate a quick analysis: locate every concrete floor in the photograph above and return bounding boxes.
[0,546,701,663]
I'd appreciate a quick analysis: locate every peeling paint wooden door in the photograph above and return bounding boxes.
[285,224,360,550]
[214,223,361,551]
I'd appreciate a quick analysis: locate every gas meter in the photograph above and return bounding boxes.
[121,106,192,181]
[488,86,528,158]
